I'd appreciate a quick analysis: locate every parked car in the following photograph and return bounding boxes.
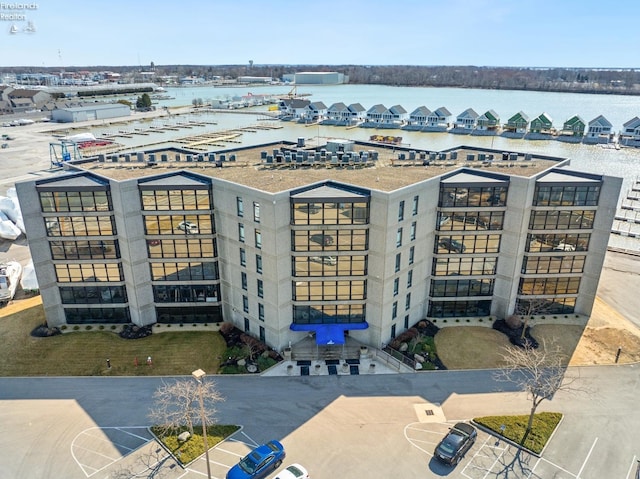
[310,255,336,265]
[554,242,576,252]
[438,237,466,253]
[310,233,334,246]
[274,463,309,479]
[227,440,286,479]
[433,422,477,466]
[177,221,199,234]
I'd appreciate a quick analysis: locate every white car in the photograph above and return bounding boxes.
[310,255,336,265]
[554,243,576,252]
[177,221,199,234]
[274,463,309,479]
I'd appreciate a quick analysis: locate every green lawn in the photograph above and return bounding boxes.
[0,304,226,376]
[151,425,241,465]
[474,412,563,454]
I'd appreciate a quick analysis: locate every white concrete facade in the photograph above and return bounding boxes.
[16,142,622,352]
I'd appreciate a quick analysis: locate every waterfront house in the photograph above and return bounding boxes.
[503,111,530,134]
[529,113,554,134]
[476,110,500,131]
[619,117,640,147]
[384,105,408,125]
[326,102,351,123]
[304,101,328,122]
[560,115,586,137]
[425,107,451,130]
[454,108,479,130]
[278,98,311,120]
[585,115,613,143]
[364,104,388,124]
[407,106,431,126]
[621,117,640,139]
[347,103,366,124]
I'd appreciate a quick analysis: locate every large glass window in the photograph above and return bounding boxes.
[533,184,600,207]
[529,210,595,230]
[522,256,586,274]
[50,240,119,260]
[292,280,366,301]
[39,190,111,212]
[60,285,127,304]
[45,215,115,236]
[240,248,246,266]
[439,186,508,208]
[291,201,369,225]
[291,229,368,252]
[255,229,262,249]
[435,234,501,254]
[432,257,498,276]
[437,211,504,231]
[140,189,210,211]
[412,195,419,216]
[150,261,219,281]
[430,278,495,297]
[156,305,222,324]
[292,304,365,324]
[144,214,214,235]
[55,263,123,282]
[153,284,219,303]
[518,277,581,295]
[428,300,491,317]
[398,201,405,221]
[64,307,130,324]
[241,272,247,290]
[515,297,575,315]
[526,233,590,252]
[253,202,260,223]
[292,255,367,277]
[147,238,216,258]
[256,254,262,274]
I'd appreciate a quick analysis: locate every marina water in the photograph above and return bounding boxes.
[107,84,640,250]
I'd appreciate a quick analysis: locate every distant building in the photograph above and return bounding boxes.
[286,72,349,85]
[237,76,273,84]
[51,104,131,123]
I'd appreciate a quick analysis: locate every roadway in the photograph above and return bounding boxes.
[0,365,638,478]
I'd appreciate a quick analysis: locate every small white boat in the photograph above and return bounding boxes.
[0,261,22,305]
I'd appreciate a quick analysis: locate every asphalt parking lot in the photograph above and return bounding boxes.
[6,391,639,479]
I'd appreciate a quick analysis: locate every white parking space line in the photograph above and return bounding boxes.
[625,456,639,479]
[576,437,598,478]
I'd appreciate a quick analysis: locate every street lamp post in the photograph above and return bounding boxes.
[192,368,212,479]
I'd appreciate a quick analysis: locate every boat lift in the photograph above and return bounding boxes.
[49,139,82,168]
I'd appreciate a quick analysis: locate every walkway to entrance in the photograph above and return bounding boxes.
[262,335,415,376]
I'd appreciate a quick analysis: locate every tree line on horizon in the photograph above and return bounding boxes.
[3,65,640,95]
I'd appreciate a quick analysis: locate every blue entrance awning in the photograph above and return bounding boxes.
[290,322,369,345]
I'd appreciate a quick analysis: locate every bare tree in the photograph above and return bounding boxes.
[514,297,553,339]
[494,339,581,445]
[148,378,224,438]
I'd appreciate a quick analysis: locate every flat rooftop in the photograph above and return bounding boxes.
[72,140,567,193]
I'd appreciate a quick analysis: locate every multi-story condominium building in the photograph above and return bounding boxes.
[16,140,621,352]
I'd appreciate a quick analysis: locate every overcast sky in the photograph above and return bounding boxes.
[2,0,639,68]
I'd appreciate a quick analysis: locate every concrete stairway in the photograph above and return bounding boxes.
[291,335,364,361]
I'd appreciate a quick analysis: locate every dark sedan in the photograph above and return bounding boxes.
[433,422,477,466]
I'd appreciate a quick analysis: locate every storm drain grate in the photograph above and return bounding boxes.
[425,409,434,416]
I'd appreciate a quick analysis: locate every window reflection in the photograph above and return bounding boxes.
[439,186,508,208]
[39,190,112,212]
[291,201,370,225]
[153,284,220,303]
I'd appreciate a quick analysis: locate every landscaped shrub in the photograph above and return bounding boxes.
[30,323,62,338]
[119,324,152,340]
